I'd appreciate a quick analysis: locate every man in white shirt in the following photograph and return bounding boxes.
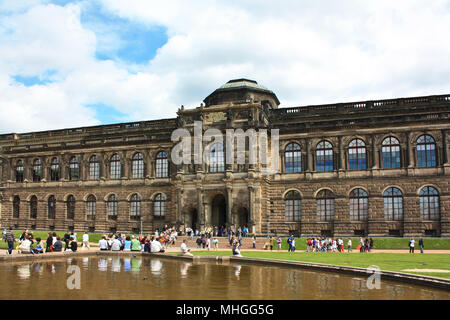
[19,236,33,254]
[180,239,193,256]
[111,237,122,251]
[151,237,164,253]
[347,238,352,252]
[409,238,415,253]
[99,236,108,250]
[82,232,90,249]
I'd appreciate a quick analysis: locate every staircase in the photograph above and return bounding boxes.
[172,236,273,250]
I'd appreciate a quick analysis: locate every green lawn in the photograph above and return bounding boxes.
[187,250,450,279]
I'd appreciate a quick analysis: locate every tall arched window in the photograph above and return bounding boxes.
[384,187,403,221]
[50,157,60,181]
[348,139,366,170]
[154,193,166,218]
[30,196,38,219]
[420,186,440,220]
[67,195,75,220]
[89,155,100,180]
[110,154,121,179]
[285,190,301,221]
[382,137,401,168]
[209,143,225,173]
[156,151,168,178]
[15,160,24,182]
[32,159,42,182]
[417,135,437,167]
[130,194,141,220]
[13,196,20,218]
[107,194,118,220]
[69,157,80,181]
[316,141,333,172]
[316,190,334,221]
[132,152,145,178]
[285,143,302,173]
[48,195,56,219]
[86,195,96,220]
[349,188,368,221]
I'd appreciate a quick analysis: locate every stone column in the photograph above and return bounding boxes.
[226,185,233,226]
[407,132,415,168]
[307,140,313,171]
[176,187,183,225]
[248,184,254,232]
[443,130,448,164]
[197,187,204,228]
[372,135,379,169]
[338,136,344,170]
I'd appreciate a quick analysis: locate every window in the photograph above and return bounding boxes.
[285,190,301,221]
[285,143,302,173]
[110,154,121,179]
[50,158,60,181]
[420,186,440,220]
[209,143,225,173]
[13,196,20,218]
[15,160,24,182]
[86,195,96,220]
[69,157,80,181]
[154,193,166,218]
[48,195,56,219]
[317,190,334,221]
[32,159,42,182]
[132,153,145,178]
[383,187,403,221]
[107,194,118,220]
[89,155,100,180]
[349,188,368,221]
[156,151,168,178]
[316,141,333,172]
[30,196,37,219]
[417,135,436,167]
[67,195,75,220]
[381,137,401,168]
[130,194,141,220]
[348,139,366,170]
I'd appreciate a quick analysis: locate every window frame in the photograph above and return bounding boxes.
[316,141,334,172]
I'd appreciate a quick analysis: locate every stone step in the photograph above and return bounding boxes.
[171,236,274,249]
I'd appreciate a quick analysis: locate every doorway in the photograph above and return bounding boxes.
[211,194,227,227]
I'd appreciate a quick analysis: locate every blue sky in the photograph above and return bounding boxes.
[0,0,449,133]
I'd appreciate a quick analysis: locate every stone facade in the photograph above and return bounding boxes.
[0,79,449,236]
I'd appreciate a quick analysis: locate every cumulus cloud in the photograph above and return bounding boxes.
[0,0,449,134]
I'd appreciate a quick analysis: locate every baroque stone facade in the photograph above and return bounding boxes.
[0,79,449,236]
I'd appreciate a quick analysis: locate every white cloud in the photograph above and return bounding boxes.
[1,0,450,133]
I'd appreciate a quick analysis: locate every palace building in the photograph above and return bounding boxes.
[0,79,449,237]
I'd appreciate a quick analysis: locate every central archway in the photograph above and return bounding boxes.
[211,194,227,228]
[237,207,249,228]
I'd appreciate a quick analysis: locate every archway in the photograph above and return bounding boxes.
[237,207,249,229]
[211,194,227,228]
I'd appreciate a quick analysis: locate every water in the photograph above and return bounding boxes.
[0,255,448,300]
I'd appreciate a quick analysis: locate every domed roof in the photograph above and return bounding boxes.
[219,79,270,91]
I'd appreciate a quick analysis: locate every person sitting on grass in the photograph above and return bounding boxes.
[68,238,78,252]
[131,235,141,252]
[232,240,243,257]
[33,237,45,254]
[19,235,33,254]
[111,236,122,251]
[123,236,132,251]
[180,239,193,256]
[53,237,63,252]
[151,236,165,253]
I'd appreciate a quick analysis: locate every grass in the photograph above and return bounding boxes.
[185,250,450,279]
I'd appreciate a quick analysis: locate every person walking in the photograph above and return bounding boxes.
[5,228,15,255]
[409,238,415,253]
[291,238,296,252]
[82,232,90,249]
[287,235,293,252]
[419,237,424,254]
[347,238,352,253]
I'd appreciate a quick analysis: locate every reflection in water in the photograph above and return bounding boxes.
[3,256,450,300]
[98,258,107,271]
[151,259,163,275]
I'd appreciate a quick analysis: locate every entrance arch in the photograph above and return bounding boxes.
[211,194,227,228]
[237,207,249,228]
[184,208,199,230]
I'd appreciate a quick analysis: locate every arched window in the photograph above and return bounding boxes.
[69,157,80,181]
[382,137,401,169]
[417,135,437,167]
[15,160,24,182]
[32,159,42,182]
[156,151,168,178]
[420,186,440,220]
[86,195,96,220]
[48,195,56,219]
[285,143,302,173]
[348,139,366,170]
[132,153,145,178]
[317,190,334,221]
[285,190,301,221]
[107,194,118,220]
[50,157,60,181]
[30,196,38,219]
[13,196,20,218]
[383,187,403,221]
[154,193,166,218]
[110,154,121,179]
[89,155,100,180]
[209,143,225,173]
[349,188,368,221]
[67,195,75,220]
[130,194,141,220]
[316,141,333,172]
